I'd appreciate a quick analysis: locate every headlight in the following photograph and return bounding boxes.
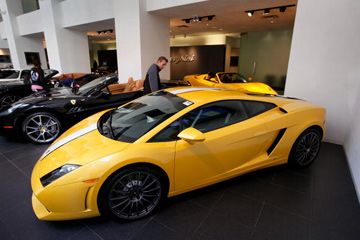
[40,164,80,187]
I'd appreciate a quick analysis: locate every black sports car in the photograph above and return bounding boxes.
[0,74,189,144]
[0,69,59,110]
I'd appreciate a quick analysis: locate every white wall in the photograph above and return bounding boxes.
[146,0,207,12]
[286,0,360,200]
[16,10,42,36]
[344,80,360,201]
[0,39,8,48]
[140,0,170,79]
[115,0,170,82]
[0,22,7,39]
[59,0,114,28]
[40,0,90,73]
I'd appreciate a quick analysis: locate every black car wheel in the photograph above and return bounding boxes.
[289,128,322,168]
[98,166,167,221]
[22,112,61,144]
[0,94,17,109]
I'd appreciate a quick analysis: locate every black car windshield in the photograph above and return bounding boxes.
[77,74,116,96]
[0,70,20,79]
[218,73,247,83]
[99,91,193,143]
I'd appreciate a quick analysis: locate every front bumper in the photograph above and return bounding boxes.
[31,162,101,221]
[32,193,99,221]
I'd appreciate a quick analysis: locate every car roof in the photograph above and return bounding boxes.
[165,87,298,106]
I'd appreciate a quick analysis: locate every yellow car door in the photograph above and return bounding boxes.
[173,100,278,193]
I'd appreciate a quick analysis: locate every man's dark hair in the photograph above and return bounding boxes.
[157,56,168,63]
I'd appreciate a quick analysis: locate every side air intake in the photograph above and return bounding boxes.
[267,128,286,155]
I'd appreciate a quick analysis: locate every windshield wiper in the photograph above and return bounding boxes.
[107,113,115,139]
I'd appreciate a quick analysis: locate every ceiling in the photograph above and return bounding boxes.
[87,0,298,42]
[160,0,298,36]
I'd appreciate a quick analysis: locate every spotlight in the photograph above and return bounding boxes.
[247,11,254,17]
[279,6,287,12]
[193,16,200,22]
[263,9,270,15]
[182,15,215,24]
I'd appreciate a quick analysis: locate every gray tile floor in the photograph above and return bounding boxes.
[0,134,359,240]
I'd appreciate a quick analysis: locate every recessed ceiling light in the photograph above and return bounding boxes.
[247,11,254,17]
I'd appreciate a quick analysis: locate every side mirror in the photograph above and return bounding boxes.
[177,127,205,143]
[99,91,111,99]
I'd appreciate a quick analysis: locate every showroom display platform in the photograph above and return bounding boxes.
[0,135,359,240]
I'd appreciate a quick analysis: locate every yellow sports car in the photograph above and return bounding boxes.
[184,72,278,95]
[31,87,325,221]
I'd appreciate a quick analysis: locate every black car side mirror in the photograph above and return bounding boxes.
[99,92,111,99]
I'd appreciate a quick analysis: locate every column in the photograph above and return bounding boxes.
[114,0,170,83]
[39,0,91,73]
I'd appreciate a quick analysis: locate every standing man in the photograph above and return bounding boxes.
[143,56,168,95]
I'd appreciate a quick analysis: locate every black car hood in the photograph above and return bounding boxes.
[17,87,84,105]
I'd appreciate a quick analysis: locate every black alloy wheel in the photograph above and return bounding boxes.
[0,94,17,109]
[99,166,167,221]
[22,112,61,144]
[289,128,322,167]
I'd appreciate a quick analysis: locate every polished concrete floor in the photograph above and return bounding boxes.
[0,134,359,240]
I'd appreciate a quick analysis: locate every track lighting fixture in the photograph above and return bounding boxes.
[279,6,287,12]
[96,29,114,35]
[245,4,295,17]
[182,15,216,24]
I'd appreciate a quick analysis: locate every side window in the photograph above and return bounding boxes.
[149,100,275,142]
[182,101,249,133]
[149,120,181,142]
[20,70,30,79]
[242,101,276,117]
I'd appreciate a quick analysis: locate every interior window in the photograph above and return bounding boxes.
[149,120,181,142]
[20,70,30,79]
[242,101,276,117]
[150,101,248,142]
[183,101,248,133]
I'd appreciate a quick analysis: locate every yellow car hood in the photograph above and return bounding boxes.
[35,112,129,178]
[225,82,278,95]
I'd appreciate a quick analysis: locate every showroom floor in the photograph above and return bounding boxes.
[0,134,359,240]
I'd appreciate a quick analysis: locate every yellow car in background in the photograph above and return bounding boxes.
[184,72,278,95]
[31,87,325,221]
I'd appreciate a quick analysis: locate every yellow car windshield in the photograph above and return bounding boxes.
[99,91,193,142]
[218,73,247,83]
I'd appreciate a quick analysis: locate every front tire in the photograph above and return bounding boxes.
[289,128,322,168]
[22,112,61,144]
[98,166,167,221]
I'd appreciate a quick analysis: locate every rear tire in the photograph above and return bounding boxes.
[289,128,322,168]
[22,112,61,144]
[98,166,168,221]
[0,94,18,109]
